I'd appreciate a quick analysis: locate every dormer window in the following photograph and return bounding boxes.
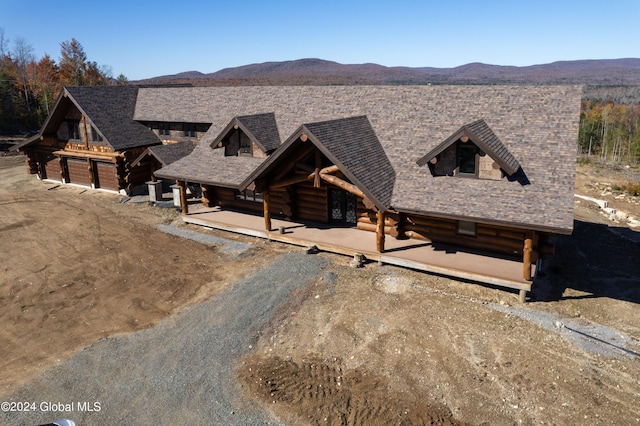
[239,134,252,156]
[417,119,522,181]
[458,140,478,176]
[213,113,280,158]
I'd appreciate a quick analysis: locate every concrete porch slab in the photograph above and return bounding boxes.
[183,206,533,293]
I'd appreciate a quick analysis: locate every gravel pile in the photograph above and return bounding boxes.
[1,251,327,425]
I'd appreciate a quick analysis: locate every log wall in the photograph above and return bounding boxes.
[356,209,399,237]
[402,215,525,256]
[292,181,328,223]
[356,211,555,259]
[205,186,263,213]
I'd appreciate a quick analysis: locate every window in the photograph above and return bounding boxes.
[159,122,170,136]
[67,121,80,140]
[458,143,477,175]
[235,189,263,202]
[239,134,252,156]
[457,220,477,236]
[91,126,103,142]
[183,123,196,138]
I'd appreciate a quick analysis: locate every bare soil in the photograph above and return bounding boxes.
[1,146,639,425]
[0,153,283,396]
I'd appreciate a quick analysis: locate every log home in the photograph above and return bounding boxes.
[14,86,209,194]
[15,84,581,295]
[14,86,161,193]
[142,85,581,294]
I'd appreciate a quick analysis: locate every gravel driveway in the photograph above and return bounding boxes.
[1,251,327,425]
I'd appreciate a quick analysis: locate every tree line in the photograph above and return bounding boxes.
[0,28,127,134]
[579,100,640,164]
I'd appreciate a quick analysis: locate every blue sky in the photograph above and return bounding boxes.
[2,0,639,80]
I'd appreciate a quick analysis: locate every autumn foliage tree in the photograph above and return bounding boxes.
[579,101,640,164]
[0,30,120,134]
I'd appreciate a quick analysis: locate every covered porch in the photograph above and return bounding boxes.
[182,205,536,301]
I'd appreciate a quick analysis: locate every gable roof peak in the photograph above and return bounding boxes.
[416,118,521,176]
[242,115,395,211]
[210,112,281,153]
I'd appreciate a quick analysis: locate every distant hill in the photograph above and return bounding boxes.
[136,58,640,101]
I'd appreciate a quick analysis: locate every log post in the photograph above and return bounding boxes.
[60,157,68,183]
[313,149,322,188]
[81,115,90,149]
[177,180,189,214]
[87,158,95,188]
[376,210,386,253]
[201,185,210,207]
[523,230,535,281]
[263,189,272,231]
[25,151,39,175]
[396,212,409,240]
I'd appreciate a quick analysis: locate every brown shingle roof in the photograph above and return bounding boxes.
[130,141,196,168]
[154,144,264,187]
[136,85,581,233]
[65,86,161,150]
[16,86,161,152]
[210,113,281,153]
[242,116,395,210]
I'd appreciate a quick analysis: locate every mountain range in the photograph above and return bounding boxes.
[135,58,640,102]
[138,58,640,87]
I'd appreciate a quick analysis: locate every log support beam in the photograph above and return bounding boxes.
[60,157,68,183]
[376,210,386,253]
[25,151,39,175]
[177,180,189,214]
[201,185,211,208]
[396,212,409,240]
[523,230,537,281]
[87,158,95,188]
[263,190,272,231]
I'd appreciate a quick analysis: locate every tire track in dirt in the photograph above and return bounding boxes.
[239,355,464,425]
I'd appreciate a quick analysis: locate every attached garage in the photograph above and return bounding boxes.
[40,153,61,181]
[95,161,119,191]
[66,158,91,186]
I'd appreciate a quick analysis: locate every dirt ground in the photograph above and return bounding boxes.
[1,145,639,425]
[0,152,285,396]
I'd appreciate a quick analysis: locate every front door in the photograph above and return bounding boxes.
[329,188,357,225]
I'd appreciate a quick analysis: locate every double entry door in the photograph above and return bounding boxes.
[329,188,357,225]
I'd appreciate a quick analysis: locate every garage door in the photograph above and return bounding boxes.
[66,158,91,186]
[41,154,61,181]
[95,162,119,191]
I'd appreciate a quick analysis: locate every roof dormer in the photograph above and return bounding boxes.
[417,119,521,180]
[210,112,280,158]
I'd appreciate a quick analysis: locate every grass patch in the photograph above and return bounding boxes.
[622,182,640,196]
